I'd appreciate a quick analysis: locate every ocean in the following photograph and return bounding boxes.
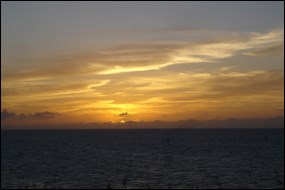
[1,129,284,189]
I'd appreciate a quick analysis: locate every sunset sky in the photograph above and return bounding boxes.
[1,2,284,127]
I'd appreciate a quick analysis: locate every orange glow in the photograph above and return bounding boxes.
[1,28,284,127]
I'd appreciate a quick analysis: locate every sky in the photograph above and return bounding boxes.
[1,2,284,128]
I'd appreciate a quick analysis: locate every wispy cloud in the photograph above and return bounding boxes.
[2,29,283,81]
[244,43,284,56]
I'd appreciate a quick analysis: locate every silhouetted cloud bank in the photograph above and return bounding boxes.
[1,115,283,129]
[1,109,60,120]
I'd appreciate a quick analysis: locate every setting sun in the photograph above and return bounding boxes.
[1,2,284,190]
[1,1,283,129]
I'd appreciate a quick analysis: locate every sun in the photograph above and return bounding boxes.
[120,120,125,124]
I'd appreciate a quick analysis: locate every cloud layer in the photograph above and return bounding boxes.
[1,29,284,124]
[2,29,283,81]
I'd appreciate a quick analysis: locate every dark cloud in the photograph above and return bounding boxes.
[119,112,128,117]
[1,109,17,120]
[32,111,60,120]
[1,116,284,129]
[1,110,60,120]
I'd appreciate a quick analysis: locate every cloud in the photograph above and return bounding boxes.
[2,117,283,129]
[76,29,284,74]
[2,29,283,81]
[1,109,17,120]
[2,68,282,122]
[1,29,283,122]
[162,70,284,101]
[2,79,110,98]
[244,43,284,56]
[119,112,128,117]
[1,110,60,120]
[31,111,61,120]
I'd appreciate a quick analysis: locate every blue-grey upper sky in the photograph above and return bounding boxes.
[2,2,284,55]
[1,2,284,127]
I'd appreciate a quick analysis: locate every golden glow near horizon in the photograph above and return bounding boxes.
[1,2,284,127]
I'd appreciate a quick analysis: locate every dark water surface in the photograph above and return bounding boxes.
[1,129,284,189]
